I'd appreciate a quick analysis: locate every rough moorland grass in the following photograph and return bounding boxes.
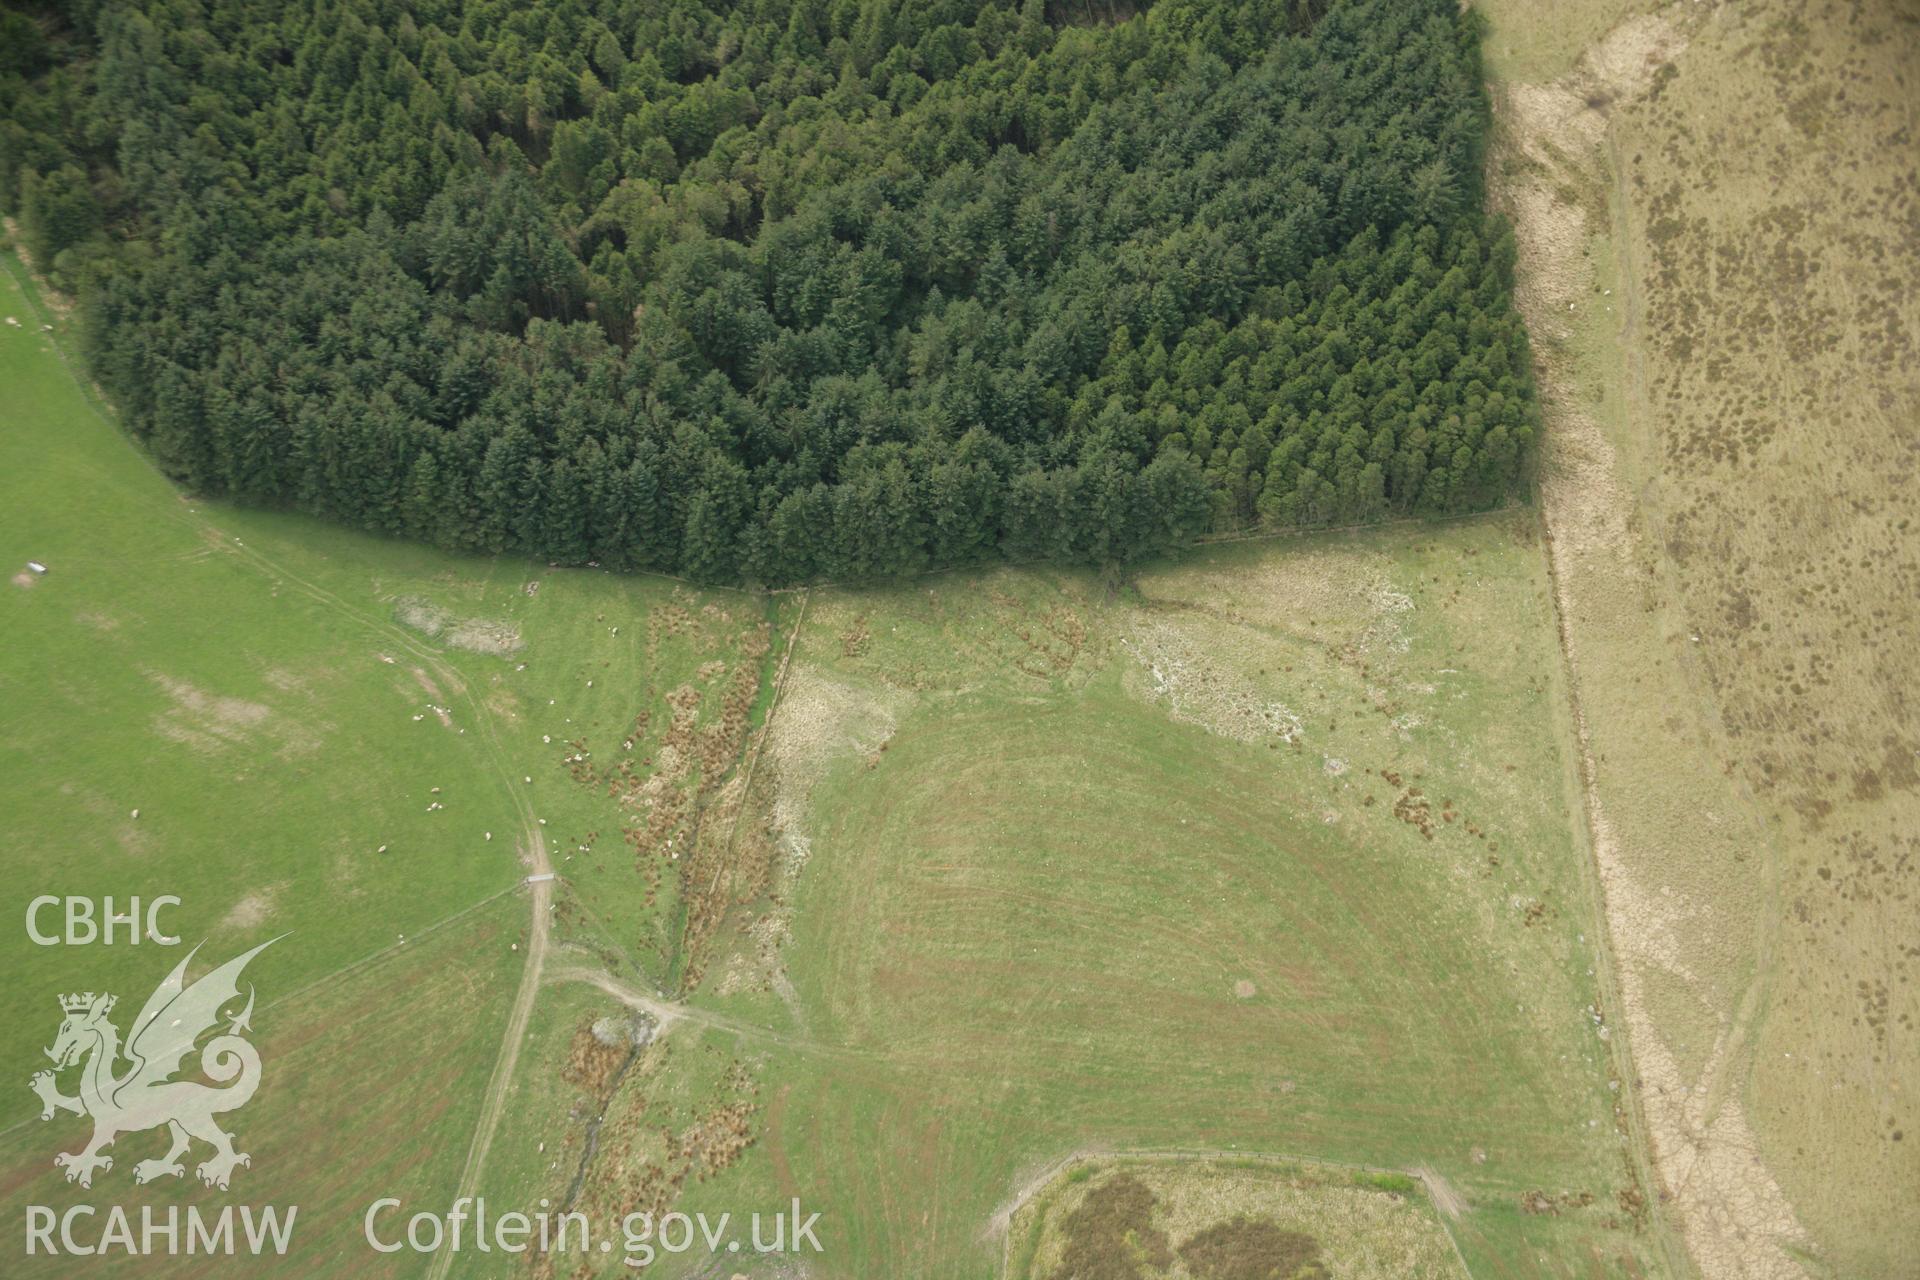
[1479,0,1920,1272]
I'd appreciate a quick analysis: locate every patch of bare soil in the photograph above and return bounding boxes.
[764,663,909,876]
[113,818,153,858]
[444,618,523,656]
[1119,620,1305,745]
[148,671,320,756]
[220,887,280,931]
[1117,558,1424,753]
[704,653,907,1016]
[393,595,524,656]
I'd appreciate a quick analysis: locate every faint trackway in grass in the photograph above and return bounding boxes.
[209,521,562,1280]
[206,529,558,1280]
[5,258,568,1280]
[1492,24,1718,1276]
[429,592,811,1272]
[15,258,821,1266]
[65,354,619,1280]
[74,477,556,1280]
[543,965,845,1057]
[426,831,550,1280]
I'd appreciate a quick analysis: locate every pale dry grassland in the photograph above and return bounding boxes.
[1480,0,1920,1274]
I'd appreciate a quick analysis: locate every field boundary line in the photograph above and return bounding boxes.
[1496,45,1700,1277]
[758,507,1522,596]
[1533,401,1694,1280]
[703,588,810,903]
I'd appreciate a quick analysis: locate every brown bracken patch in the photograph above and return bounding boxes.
[1179,1217,1326,1280]
[1050,1174,1172,1280]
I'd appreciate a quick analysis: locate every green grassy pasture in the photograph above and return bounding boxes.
[482,524,1671,1277]
[2,250,1671,1277]
[0,256,770,1271]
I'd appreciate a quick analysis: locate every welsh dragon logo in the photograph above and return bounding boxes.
[30,939,278,1190]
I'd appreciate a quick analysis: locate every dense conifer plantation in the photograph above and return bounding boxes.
[1,0,1536,582]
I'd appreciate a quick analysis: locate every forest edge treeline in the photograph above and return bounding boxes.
[1,0,1538,585]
